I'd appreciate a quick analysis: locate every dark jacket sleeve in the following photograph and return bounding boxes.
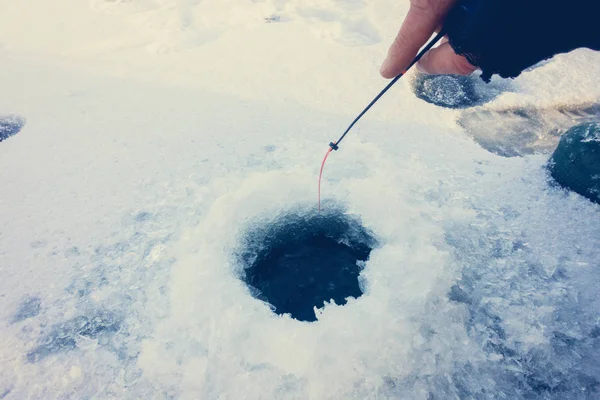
[444,0,600,82]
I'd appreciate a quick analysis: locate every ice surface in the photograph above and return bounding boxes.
[1,1,600,399]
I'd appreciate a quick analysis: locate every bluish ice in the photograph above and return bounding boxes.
[1,16,599,400]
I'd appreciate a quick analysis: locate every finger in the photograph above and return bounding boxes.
[416,41,477,75]
[380,0,455,78]
[380,4,439,78]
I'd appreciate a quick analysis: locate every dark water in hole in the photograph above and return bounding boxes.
[237,209,377,322]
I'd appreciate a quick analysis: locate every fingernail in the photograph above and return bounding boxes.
[380,57,392,76]
[416,52,430,74]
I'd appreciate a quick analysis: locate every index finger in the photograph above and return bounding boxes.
[380,0,454,78]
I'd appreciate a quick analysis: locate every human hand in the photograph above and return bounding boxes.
[379,0,477,78]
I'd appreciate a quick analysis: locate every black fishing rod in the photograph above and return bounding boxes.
[318,30,447,210]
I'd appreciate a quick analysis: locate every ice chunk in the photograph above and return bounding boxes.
[548,122,600,204]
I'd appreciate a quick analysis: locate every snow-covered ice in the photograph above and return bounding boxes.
[1,1,599,399]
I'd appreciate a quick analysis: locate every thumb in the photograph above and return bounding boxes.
[417,41,477,75]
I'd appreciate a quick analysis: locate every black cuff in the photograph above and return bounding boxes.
[444,0,600,82]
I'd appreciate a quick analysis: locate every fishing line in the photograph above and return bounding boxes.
[318,30,446,211]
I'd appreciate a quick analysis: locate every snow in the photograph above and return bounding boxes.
[1,1,600,399]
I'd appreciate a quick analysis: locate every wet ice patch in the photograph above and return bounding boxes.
[459,103,600,157]
[0,115,25,142]
[11,295,42,323]
[237,208,377,322]
[27,310,122,363]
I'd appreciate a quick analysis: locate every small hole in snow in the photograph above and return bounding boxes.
[236,207,378,322]
[412,73,503,109]
[0,115,25,142]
